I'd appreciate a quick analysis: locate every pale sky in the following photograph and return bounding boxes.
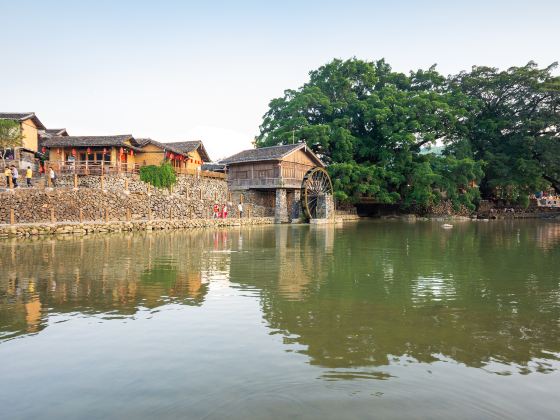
[1,0,558,161]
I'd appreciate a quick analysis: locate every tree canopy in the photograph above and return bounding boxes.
[256,58,560,209]
[0,119,24,165]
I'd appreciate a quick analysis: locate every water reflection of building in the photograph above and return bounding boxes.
[0,230,233,341]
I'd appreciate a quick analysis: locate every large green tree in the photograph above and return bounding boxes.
[448,62,560,201]
[256,58,482,210]
[0,119,24,167]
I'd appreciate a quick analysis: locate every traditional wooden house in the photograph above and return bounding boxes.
[41,135,141,173]
[165,141,210,171]
[221,143,329,222]
[41,135,210,174]
[136,139,210,172]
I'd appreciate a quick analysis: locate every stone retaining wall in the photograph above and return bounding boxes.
[0,217,275,238]
[0,174,273,224]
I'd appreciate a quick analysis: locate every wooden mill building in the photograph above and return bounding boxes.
[221,143,325,222]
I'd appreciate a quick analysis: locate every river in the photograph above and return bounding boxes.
[1,220,559,419]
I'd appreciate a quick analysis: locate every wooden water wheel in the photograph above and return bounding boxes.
[301,167,333,219]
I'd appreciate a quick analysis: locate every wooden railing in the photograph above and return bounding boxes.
[46,161,139,175]
[45,161,226,179]
[229,177,301,189]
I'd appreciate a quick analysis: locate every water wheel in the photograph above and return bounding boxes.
[301,167,333,219]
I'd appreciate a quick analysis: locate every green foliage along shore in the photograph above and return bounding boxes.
[139,162,177,189]
[255,58,560,210]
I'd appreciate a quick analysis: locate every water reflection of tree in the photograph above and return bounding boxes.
[231,221,560,374]
[0,230,233,341]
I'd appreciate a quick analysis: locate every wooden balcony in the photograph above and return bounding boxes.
[228,177,302,190]
[46,161,226,180]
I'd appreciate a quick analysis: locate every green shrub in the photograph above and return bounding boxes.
[139,163,177,188]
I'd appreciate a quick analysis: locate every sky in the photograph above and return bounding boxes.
[1,0,559,160]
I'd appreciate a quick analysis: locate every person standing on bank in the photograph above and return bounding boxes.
[49,167,56,187]
[238,202,243,218]
[26,166,33,187]
[4,166,11,188]
[222,203,228,219]
[11,165,19,188]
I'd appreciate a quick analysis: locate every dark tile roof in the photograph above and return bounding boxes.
[136,138,188,157]
[220,143,323,166]
[0,112,46,130]
[202,162,226,172]
[45,128,68,136]
[41,135,134,148]
[164,140,210,162]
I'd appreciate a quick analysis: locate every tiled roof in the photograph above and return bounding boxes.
[220,143,323,166]
[0,112,46,130]
[165,140,210,162]
[202,162,226,172]
[136,138,189,157]
[45,128,68,136]
[41,135,134,148]
[0,112,35,120]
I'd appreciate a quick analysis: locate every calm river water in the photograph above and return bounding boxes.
[1,220,560,419]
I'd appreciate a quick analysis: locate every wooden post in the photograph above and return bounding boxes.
[185,186,189,199]
[169,208,173,220]
[51,208,56,223]
[126,208,131,221]
[199,189,203,200]
[148,207,152,220]
[10,208,15,224]
[79,209,83,223]
[104,208,109,222]
[125,177,129,191]
[74,174,78,189]
[100,175,104,191]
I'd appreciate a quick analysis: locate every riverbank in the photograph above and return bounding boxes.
[0,217,275,238]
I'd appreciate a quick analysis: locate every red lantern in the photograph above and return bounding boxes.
[57,148,61,155]
[120,147,124,155]
[41,147,46,153]
[87,147,91,155]
[169,153,174,160]
[129,149,134,156]
[72,148,77,156]
[103,148,107,155]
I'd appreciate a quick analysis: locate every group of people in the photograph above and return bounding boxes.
[533,191,559,208]
[4,165,32,188]
[3,165,57,188]
[212,202,244,219]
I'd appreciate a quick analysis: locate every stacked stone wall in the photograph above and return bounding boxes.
[0,174,272,224]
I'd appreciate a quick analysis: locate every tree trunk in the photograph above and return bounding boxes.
[543,174,560,193]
